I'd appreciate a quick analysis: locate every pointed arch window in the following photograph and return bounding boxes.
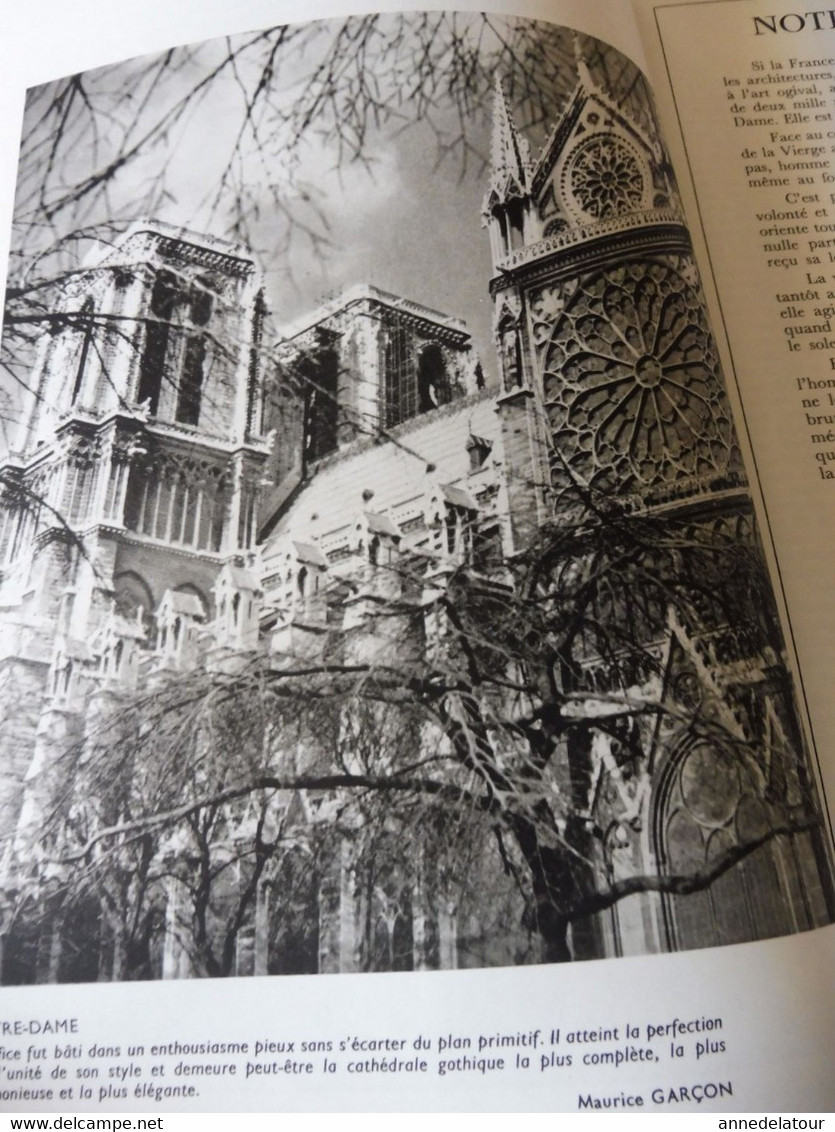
[384,322,451,428]
[137,271,178,415]
[302,343,340,462]
[417,345,450,413]
[655,739,829,952]
[137,271,214,424]
[175,286,213,426]
[384,323,414,428]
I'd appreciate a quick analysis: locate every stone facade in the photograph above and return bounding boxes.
[481,68,833,957]
[0,63,832,982]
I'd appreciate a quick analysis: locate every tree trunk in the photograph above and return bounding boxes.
[509,815,585,964]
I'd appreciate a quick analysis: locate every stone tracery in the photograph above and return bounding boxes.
[565,135,646,220]
[537,257,735,493]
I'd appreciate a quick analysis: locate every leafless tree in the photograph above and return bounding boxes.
[4,480,825,980]
[2,12,829,983]
[1,15,661,433]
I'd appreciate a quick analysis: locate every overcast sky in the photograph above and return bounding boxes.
[131,44,496,356]
[10,15,643,391]
[259,114,496,364]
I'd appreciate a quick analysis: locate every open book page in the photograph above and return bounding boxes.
[631,0,835,784]
[632,0,835,1097]
[0,0,832,1115]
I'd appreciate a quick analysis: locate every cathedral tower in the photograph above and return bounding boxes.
[484,62,741,514]
[0,224,272,853]
[485,55,834,958]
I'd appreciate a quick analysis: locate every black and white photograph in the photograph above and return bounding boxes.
[0,10,833,985]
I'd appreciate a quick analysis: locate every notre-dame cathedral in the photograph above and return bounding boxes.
[0,53,832,983]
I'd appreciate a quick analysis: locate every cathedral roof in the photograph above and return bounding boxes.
[260,393,498,579]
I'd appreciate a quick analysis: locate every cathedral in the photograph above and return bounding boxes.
[0,56,832,982]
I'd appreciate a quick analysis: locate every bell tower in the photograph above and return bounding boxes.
[0,224,273,842]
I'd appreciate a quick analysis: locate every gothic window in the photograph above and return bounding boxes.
[417,345,450,413]
[238,487,257,550]
[152,481,172,541]
[122,470,143,532]
[169,478,187,542]
[181,484,197,546]
[137,271,178,415]
[64,453,96,526]
[384,323,415,429]
[303,345,339,462]
[123,464,226,552]
[137,272,214,424]
[566,136,646,221]
[539,257,735,495]
[209,488,227,553]
[175,336,206,425]
[174,286,213,426]
[383,322,450,428]
[505,199,525,250]
[443,505,473,562]
[656,739,820,951]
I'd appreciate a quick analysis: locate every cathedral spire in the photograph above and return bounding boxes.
[489,76,530,201]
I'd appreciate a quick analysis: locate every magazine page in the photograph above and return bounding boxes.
[631,0,835,761]
[0,0,833,1116]
[631,0,835,1094]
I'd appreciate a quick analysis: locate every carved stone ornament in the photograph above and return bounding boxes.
[539,257,735,493]
[564,135,646,221]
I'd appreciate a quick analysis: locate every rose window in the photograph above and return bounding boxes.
[539,258,736,493]
[567,136,645,220]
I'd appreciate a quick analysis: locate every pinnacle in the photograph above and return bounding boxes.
[489,76,530,196]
